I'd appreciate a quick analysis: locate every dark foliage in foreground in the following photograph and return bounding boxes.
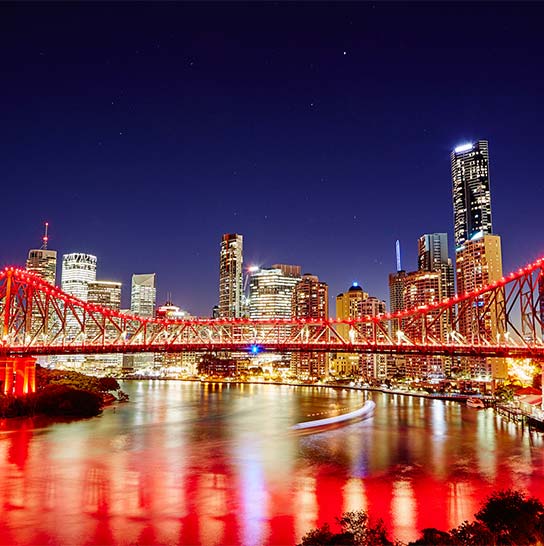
[299,490,544,546]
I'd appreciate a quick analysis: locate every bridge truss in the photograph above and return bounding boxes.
[1,259,544,359]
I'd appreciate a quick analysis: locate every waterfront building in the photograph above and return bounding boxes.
[334,284,368,378]
[130,273,156,373]
[219,233,243,318]
[401,269,444,378]
[155,302,199,375]
[86,280,122,373]
[335,285,388,379]
[451,140,493,248]
[456,234,505,378]
[418,233,455,375]
[291,274,328,378]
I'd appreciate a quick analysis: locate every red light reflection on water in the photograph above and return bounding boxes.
[0,383,543,545]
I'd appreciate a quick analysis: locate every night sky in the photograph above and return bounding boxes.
[2,2,544,315]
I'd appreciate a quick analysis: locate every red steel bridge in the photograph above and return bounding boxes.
[1,258,544,361]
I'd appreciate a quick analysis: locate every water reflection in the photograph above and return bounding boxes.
[0,381,543,544]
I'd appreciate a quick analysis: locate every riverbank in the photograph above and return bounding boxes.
[0,366,128,419]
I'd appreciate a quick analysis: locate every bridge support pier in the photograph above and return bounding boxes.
[0,357,36,396]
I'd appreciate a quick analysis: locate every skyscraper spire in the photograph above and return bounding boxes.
[42,222,49,250]
[395,239,402,272]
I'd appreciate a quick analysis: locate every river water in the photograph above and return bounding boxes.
[0,381,543,545]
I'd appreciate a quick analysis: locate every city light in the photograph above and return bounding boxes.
[454,142,473,153]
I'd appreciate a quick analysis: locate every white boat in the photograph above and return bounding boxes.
[290,400,376,433]
[466,398,485,409]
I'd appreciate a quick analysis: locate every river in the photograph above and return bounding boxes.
[0,380,543,545]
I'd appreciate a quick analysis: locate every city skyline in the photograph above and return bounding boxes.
[2,3,544,316]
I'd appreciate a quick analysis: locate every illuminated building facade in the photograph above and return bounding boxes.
[402,269,443,378]
[456,234,505,378]
[291,274,328,378]
[248,266,301,320]
[26,250,57,285]
[418,233,454,299]
[219,233,243,318]
[131,274,156,317]
[451,140,493,248]
[86,281,122,372]
[155,302,199,375]
[334,285,388,379]
[60,253,97,369]
[130,273,156,373]
[61,253,97,301]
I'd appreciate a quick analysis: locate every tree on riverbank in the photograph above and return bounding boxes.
[299,490,544,546]
[0,366,126,418]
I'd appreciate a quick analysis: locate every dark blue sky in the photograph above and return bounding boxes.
[2,2,543,314]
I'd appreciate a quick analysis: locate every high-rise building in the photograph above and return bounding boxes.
[219,233,243,318]
[291,274,328,378]
[131,274,156,317]
[86,281,122,372]
[27,250,57,285]
[402,269,444,378]
[88,281,122,310]
[248,266,301,320]
[334,284,387,379]
[451,140,493,248]
[26,223,57,285]
[456,234,505,378]
[59,253,97,369]
[418,234,454,297]
[61,253,97,301]
[129,273,156,374]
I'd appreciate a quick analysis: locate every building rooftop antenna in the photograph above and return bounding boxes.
[41,222,49,250]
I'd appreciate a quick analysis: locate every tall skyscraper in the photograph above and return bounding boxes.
[128,274,157,374]
[60,253,97,369]
[451,140,492,248]
[402,269,444,378]
[291,274,328,378]
[26,223,57,285]
[456,234,504,344]
[219,233,243,318]
[61,253,97,301]
[248,266,301,320]
[131,274,156,317]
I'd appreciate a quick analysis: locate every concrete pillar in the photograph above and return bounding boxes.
[0,356,36,395]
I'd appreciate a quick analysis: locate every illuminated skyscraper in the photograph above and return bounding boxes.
[60,253,97,369]
[88,281,122,310]
[456,234,505,379]
[402,269,444,378]
[86,280,122,372]
[26,223,57,285]
[334,284,387,379]
[131,274,156,317]
[451,140,493,247]
[61,253,97,301]
[248,266,301,320]
[291,274,328,378]
[219,233,243,318]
